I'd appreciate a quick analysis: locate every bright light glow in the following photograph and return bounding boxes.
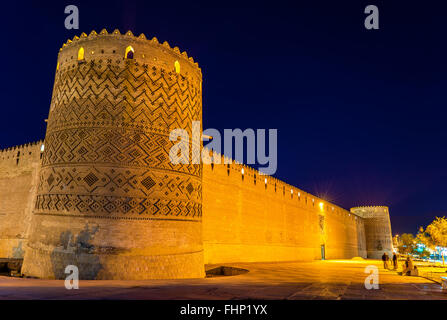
[319,202,324,210]
[264,178,267,184]
[291,189,293,194]
[77,47,84,60]
[40,144,45,152]
[174,60,180,73]
[241,168,244,175]
[298,192,301,197]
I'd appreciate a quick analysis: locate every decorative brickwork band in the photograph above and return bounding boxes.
[42,128,201,176]
[34,194,202,219]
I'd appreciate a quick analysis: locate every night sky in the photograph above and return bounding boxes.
[1,1,446,234]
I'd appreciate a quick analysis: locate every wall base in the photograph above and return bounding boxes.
[21,214,205,280]
[22,247,205,280]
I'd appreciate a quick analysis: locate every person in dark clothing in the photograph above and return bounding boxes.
[382,252,389,269]
[392,253,398,270]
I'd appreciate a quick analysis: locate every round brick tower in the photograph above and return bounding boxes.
[350,206,393,259]
[21,29,204,279]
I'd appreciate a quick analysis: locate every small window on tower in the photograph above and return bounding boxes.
[125,46,134,59]
[77,47,85,61]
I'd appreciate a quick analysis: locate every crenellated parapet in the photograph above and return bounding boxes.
[202,147,361,222]
[57,29,201,81]
[0,140,44,153]
[61,29,199,66]
[0,140,44,175]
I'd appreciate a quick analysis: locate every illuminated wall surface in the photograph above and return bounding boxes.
[350,206,394,259]
[202,154,368,264]
[0,30,392,279]
[0,142,42,259]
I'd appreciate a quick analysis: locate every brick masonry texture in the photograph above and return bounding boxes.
[21,30,204,280]
[0,30,393,279]
[201,153,369,264]
[0,142,42,259]
[351,206,393,259]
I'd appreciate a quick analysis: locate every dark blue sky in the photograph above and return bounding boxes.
[1,1,446,234]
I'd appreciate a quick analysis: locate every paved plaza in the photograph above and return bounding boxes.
[0,259,445,300]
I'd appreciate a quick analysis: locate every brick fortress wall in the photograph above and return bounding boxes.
[202,151,367,264]
[0,143,370,270]
[0,141,42,259]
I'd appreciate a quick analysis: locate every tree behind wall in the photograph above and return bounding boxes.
[397,233,416,255]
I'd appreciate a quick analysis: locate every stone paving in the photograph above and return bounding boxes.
[0,259,445,300]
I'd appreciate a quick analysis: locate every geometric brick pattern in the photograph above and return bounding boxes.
[42,127,201,177]
[35,166,202,219]
[34,194,202,219]
[37,39,202,221]
[38,166,202,201]
[48,60,201,136]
